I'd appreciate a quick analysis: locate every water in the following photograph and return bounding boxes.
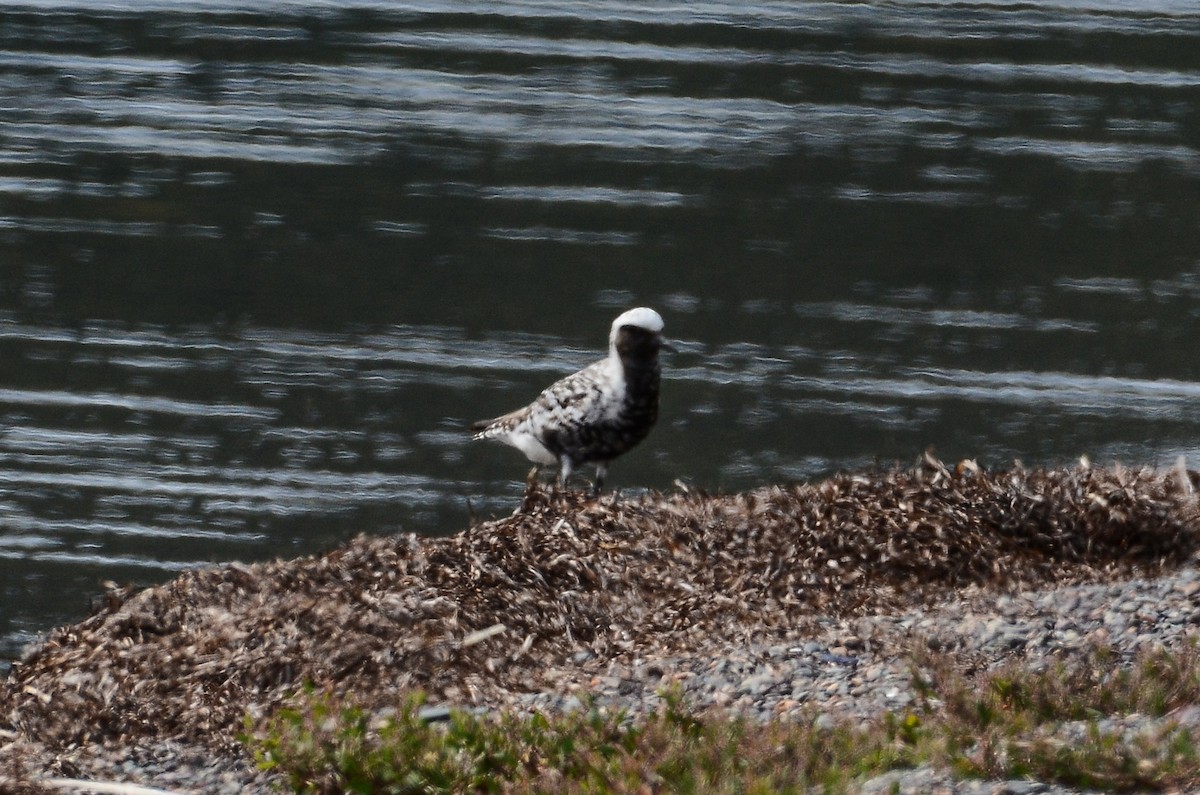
[3,0,1200,668]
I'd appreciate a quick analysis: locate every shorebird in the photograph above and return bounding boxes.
[470,307,669,493]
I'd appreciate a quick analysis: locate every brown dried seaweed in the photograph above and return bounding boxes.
[2,459,1197,754]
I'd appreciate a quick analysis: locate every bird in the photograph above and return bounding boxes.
[470,307,669,493]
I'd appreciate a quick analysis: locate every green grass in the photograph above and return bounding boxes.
[914,641,1200,791]
[243,641,1200,794]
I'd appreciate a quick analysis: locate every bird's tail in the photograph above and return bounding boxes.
[468,418,497,441]
[468,408,525,441]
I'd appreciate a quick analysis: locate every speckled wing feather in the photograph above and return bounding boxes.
[470,358,610,442]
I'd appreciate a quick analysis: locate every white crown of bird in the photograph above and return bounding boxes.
[609,307,665,342]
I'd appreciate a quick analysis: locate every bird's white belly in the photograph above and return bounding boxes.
[505,429,558,465]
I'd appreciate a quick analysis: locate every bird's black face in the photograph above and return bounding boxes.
[614,325,664,361]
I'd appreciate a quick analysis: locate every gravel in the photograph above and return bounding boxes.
[2,459,1199,794]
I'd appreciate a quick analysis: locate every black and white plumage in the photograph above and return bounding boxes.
[470,307,668,492]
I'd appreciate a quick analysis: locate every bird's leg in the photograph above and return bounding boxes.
[557,456,574,492]
[590,462,608,497]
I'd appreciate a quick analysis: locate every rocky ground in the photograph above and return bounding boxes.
[2,456,1199,794]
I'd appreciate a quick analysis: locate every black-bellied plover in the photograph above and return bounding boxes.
[470,307,668,492]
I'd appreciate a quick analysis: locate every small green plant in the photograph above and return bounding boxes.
[245,685,922,794]
[244,641,1200,794]
[911,639,1200,790]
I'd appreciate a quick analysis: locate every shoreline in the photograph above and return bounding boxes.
[2,460,1198,793]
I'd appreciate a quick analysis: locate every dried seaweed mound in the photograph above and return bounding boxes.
[2,459,1198,754]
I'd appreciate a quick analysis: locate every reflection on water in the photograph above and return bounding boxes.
[3,0,1200,666]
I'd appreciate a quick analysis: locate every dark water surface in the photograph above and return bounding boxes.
[3,0,1200,665]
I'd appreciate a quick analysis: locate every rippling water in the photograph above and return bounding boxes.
[3,0,1200,667]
